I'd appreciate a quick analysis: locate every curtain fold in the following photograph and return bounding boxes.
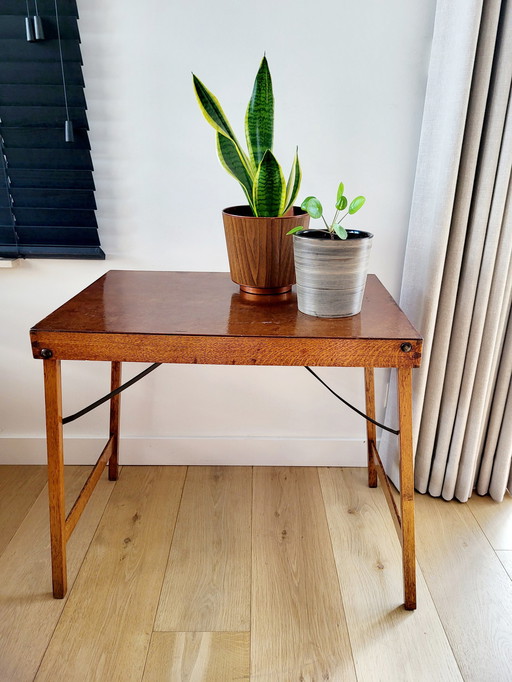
[484,304,512,498]
[381,0,512,502]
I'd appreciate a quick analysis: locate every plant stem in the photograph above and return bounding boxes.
[331,208,350,229]
[321,215,331,231]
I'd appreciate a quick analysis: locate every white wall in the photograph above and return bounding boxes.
[0,0,436,465]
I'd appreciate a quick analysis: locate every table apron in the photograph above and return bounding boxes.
[31,332,422,368]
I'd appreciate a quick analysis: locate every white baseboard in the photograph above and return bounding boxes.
[0,436,367,466]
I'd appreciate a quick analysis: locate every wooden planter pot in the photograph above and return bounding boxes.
[222,205,310,294]
[293,229,373,317]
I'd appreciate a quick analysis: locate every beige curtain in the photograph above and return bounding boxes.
[381,0,512,502]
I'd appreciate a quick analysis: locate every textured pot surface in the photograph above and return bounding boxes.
[293,229,373,317]
[222,206,310,294]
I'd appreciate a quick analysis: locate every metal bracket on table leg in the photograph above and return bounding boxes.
[62,363,162,425]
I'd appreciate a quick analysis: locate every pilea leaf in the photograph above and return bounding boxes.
[336,195,348,211]
[332,222,348,240]
[349,196,366,214]
[301,196,323,219]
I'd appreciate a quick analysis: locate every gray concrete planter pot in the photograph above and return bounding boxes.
[293,229,373,317]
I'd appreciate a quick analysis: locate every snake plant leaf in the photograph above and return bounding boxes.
[335,195,348,211]
[301,196,323,219]
[245,55,274,169]
[192,74,237,140]
[192,74,253,177]
[332,222,348,240]
[216,133,255,211]
[336,182,345,204]
[348,196,366,214]
[253,149,286,216]
[283,148,302,214]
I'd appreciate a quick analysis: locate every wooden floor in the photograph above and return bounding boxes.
[1,465,512,681]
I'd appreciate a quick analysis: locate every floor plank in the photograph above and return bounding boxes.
[35,466,186,682]
[467,490,512,550]
[2,464,512,681]
[0,465,47,555]
[142,632,250,681]
[155,466,252,632]
[251,467,356,681]
[0,466,115,682]
[319,467,462,682]
[497,551,512,580]
[415,491,512,682]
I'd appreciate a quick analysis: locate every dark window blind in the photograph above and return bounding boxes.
[0,0,104,259]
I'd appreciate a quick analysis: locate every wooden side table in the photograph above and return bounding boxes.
[30,271,422,609]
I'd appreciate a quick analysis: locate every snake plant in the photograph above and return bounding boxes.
[192,56,301,217]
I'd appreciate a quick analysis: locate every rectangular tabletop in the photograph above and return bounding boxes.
[30,271,422,368]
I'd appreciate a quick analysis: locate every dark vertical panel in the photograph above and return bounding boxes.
[0,0,104,259]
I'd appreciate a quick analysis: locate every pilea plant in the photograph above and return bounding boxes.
[192,56,301,217]
[287,182,366,239]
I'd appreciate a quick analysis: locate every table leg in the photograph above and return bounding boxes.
[397,367,416,610]
[364,368,378,488]
[43,359,67,598]
[108,361,122,481]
